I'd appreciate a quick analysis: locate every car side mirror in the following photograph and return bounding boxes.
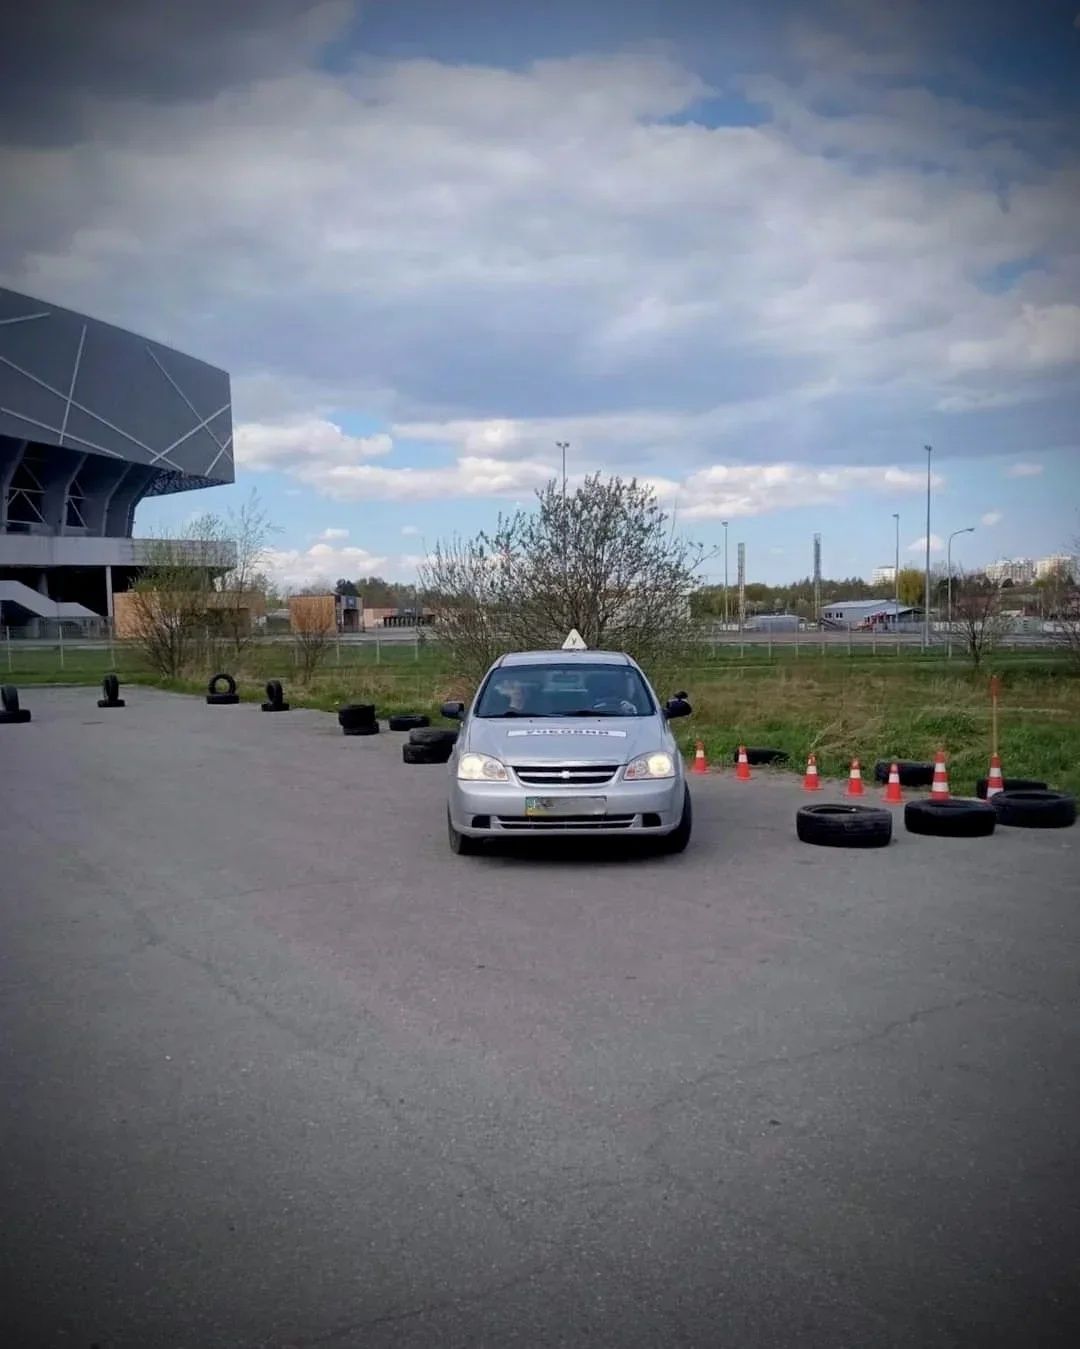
[664,695,692,719]
[441,700,465,720]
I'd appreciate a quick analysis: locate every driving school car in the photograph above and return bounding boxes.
[441,649,693,855]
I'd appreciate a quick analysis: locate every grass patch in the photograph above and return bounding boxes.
[9,642,1079,795]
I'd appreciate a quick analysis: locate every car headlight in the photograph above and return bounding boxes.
[457,753,509,782]
[624,751,675,780]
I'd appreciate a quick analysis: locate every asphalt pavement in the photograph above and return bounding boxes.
[2,687,1078,1348]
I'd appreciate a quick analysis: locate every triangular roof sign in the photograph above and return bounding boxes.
[562,628,587,650]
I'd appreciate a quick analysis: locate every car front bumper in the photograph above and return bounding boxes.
[448,775,686,837]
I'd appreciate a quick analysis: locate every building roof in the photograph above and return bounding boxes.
[0,286,232,495]
[824,599,918,612]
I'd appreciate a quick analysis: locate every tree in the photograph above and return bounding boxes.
[335,578,359,597]
[949,571,1011,667]
[124,526,221,677]
[422,474,704,680]
[291,597,335,681]
[212,490,276,656]
[896,567,924,608]
[1044,538,1080,671]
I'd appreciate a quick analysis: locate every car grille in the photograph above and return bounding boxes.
[496,815,635,831]
[512,764,620,787]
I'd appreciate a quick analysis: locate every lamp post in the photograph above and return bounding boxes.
[722,520,729,629]
[923,445,932,647]
[947,526,975,630]
[555,441,569,500]
[892,512,900,627]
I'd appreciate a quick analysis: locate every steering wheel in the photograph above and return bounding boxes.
[591,698,636,714]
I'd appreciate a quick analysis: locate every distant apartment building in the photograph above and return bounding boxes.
[871,564,896,585]
[1035,554,1077,580]
[985,558,1035,585]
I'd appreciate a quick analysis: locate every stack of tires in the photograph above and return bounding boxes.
[262,679,290,712]
[97,674,125,709]
[0,684,31,724]
[403,727,458,764]
[338,703,379,736]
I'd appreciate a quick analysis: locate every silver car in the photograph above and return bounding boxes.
[441,650,693,855]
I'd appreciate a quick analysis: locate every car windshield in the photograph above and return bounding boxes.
[475,662,655,718]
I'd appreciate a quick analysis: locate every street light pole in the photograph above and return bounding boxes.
[892,513,900,628]
[923,445,932,648]
[947,526,976,630]
[555,441,569,500]
[721,521,729,629]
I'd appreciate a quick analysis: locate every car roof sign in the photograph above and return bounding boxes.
[561,628,587,650]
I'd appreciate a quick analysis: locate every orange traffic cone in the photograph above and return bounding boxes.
[985,752,1004,797]
[691,740,708,775]
[735,745,752,781]
[883,761,904,804]
[930,749,950,801]
[802,753,822,791]
[844,758,865,797]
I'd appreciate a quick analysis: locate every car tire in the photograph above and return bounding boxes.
[410,727,459,747]
[796,803,892,848]
[732,746,789,766]
[975,775,1047,799]
[657,785,693,853]
[991,790,1076,829]
[261,700,290,711]
[873,759,935,787]
[102,673,120,703]
[904,798,996,838]
[206,693,240,705]
[389,713,431,731]
[265,678,284,702]
[338,703,376,729]
[97,698,126,708]
[1,684,20,713]
[342,723,379,736]
[403,742,449,764]
[208,672,237,697]
[0,708,31,724]
[448,810,482,855]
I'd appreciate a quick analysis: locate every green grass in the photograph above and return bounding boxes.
[9,642,1079,796]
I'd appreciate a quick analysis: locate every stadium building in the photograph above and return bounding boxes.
[0,287,234,631]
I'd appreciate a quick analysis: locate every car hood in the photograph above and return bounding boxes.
[464,716,665,764]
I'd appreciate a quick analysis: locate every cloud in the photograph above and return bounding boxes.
[235,419,392,470]
[980,510,1003,526]
[677,463,944,521]
[401,524,420,536]
[1005,461,1044,477]
[908,534,944,554]
[263,542,420,588]
[315,526,349,541]
[0,38,1076,486]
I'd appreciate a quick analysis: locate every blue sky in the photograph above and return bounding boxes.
[2,0,1078,585]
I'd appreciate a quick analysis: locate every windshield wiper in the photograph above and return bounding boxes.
[562,708,625,717]
[479,709,527,718]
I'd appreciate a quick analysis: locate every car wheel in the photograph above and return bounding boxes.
[448,810,481,855]
[657,785,693,854]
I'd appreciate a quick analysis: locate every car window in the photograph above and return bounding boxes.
[475,663,655,717]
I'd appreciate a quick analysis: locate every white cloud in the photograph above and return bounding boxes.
[401,524,420,536]
[980,510,1003,526]
[908,534,944,554]
[263,542,425,588]
[1005,461,1044,478]
[677,463,944,521]
[235,419,392,470]
[315,526,348,540]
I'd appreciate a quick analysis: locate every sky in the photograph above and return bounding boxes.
[2,0,1078,588]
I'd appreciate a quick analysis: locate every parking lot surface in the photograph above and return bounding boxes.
[2,687,1079,1348]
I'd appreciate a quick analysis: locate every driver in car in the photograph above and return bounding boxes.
[585,670,638,715]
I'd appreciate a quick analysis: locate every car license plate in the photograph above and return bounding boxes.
[525,796,606,817]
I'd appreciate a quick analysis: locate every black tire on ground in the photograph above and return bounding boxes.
[208,672,237,697]
[410,727,459,747]
[991,790,1076,829]
[265,679,284,704]
[403,741,449,764]
[732,746,789,766]
[448,810,482,855]
[1,684,19,712]
[97,698,126,709]
[657,785,693,854]
[904,798,996,838]
[0,708,31,724]
[796,803,892,848]
[102,673,120,703]
[206,692,240,706]
[261,700,290,712]
[975,775,1047,800]
[337,703,376,729]
[389,713,431,731]
[873,759,935,787]
[342,722,379,736]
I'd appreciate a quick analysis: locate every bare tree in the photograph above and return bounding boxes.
[421,474,704,678]
[290,596,336,681]
[950,570,1011,667]
[1044,545,1080,670]
[213,490,276,656]
[124,525,226,677]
